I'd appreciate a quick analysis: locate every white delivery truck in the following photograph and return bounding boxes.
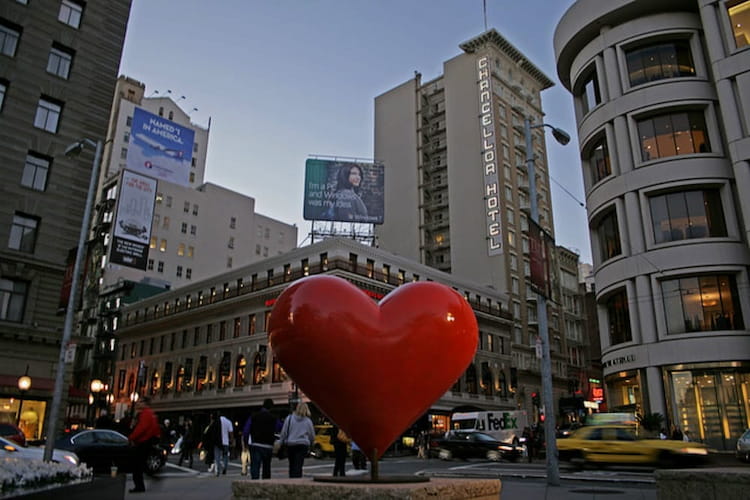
[451,410,528,445]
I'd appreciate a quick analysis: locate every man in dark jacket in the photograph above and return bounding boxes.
[248,398,278,479]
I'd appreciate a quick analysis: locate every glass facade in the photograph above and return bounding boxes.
[666,363,750,450]
[605,369,643,413]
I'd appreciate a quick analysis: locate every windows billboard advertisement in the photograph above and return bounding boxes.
[303,159,384,224]
[110,170,157,270]
[127,107,194,187]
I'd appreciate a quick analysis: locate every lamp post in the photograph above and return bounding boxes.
[44,138,103,462]
[523,116,570,486]
[16,365,31,426]
[90,378,103,426]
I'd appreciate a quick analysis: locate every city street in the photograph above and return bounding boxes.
[118,452,744,499]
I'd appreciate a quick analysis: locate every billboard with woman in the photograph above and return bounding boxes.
[303,159,384,224]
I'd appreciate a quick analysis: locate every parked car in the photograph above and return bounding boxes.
[0,423,26,447]
[557,425,709,468]
[434,430,522,462]
[1,436,79,465]
[736,428,750,462]
[54,429,167,474]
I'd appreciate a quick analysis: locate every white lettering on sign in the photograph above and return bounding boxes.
[477,55,503,256]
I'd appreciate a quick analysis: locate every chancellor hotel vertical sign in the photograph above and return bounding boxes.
[477,55,503,256]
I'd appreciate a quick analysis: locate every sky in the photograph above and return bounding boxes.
[119,0,591,263]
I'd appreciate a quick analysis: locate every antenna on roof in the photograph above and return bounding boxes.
[483,0,488,32]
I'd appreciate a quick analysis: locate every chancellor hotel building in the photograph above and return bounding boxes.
[555,0,750,449]
[373,31,585,421]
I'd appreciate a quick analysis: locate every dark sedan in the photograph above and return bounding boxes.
[55,429,166,474]
[434,430,522,462]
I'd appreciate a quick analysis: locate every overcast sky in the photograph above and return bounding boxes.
[119,0,591,263]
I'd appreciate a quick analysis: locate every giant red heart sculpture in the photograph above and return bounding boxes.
[268,275,478,460]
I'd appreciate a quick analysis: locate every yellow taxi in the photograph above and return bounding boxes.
[557,425,709,468]
[311,425,335,458]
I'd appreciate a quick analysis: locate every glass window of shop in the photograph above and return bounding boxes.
[668,366,750,450]
[605,370,642,413]
[0,399,46,441]
[625,39,695,87]
[661,274,744,334]
[728,1,750,49]
[649,188,727,244]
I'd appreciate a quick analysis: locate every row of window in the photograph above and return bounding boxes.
[604,273,744,347]
[120,313,270,362]
[595,187,727,263]
[124,253,506,327]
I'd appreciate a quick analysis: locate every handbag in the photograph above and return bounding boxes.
[274,440,288,459]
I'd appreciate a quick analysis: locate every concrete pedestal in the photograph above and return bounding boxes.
[655,467,750,500]
[232,477,501,499]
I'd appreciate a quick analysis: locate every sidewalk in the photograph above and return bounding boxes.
[126,473,657,500]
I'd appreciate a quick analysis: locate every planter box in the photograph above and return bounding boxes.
[3,475,125,500]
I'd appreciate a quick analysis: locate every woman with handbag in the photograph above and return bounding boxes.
[278,402,315,478]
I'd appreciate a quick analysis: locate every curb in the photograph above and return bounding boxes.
[424,471,656,485]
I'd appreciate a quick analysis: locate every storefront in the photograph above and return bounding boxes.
[665,362,750,450]
[605,369,643,414]
[0,397,47,441]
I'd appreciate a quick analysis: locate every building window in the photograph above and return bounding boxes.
[0,81,6,111]
[9,213,38,253]
[149,237,156,249]
[233,317,241,338]
[638,110,710,161]
[22,153,50,191]
[159,239,167,252]
[625,39,695,87]
[147,259,154,270]
[227,257,232,268]
[579,67,601,115]
[662,274,744,333]
[0,278,27,322]
[650,189,726,243]
[597,209,621,262]
[183,201,190,213]
[58,0,83,28]
[0,21,21,57]
[729,1,750,48]
[166,196,172,207]
[190,225,196,236]
[230,217,236,229]
[181,222,187,234]
[157,261,164,273]
[46,44,74,79]
[178,243,185,256]
[255,244,261,255]
[192,204,198,215]
[120,147,127,159]
[588,136,611,184]
[155,193,163,204]
[189,172,195,183]
[176,265,183,277]
[187,246,194,258]
[248,314,256,335]
[228,236,234,249]
[124,131,129,143]
[186,268,192,279]
[605,288,631,346]
[34,97,62,133]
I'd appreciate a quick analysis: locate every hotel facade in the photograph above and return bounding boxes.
[554,0,750,449]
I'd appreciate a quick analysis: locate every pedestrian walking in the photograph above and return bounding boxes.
[522,426,534,463]
[331,425,350,476]
[351,441,367,470]
[199,413,218,473]
[279,402,315,478]
[248,398,278,479]
[178,417,196,468]
[127,396,161,494]
[214,411,233,476]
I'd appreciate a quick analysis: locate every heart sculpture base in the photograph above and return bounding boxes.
[313,475,430,484]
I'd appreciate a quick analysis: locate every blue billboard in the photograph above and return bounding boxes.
[127,107,195,187]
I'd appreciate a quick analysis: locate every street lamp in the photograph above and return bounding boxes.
[16,365,31,426]
[523,116,570,486]
[44,138,103,462]
[90,378,103,426]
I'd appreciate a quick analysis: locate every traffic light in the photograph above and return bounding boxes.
[531,391,540,407]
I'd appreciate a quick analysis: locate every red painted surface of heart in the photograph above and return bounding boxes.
[268,275,478,460]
